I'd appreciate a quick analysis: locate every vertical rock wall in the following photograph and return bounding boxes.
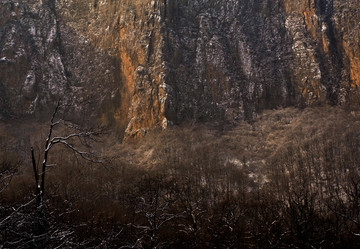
[56,0,168,138]
[0,0,67,118]
[0,0,359,138]
[163,0,360,124]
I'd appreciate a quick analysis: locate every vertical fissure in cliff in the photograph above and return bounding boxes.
[317,0,344,104]
[164,0,167,19]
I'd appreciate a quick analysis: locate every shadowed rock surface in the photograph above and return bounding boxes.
[0,0,359,138]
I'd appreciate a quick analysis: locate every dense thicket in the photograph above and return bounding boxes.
[1,107,360,248]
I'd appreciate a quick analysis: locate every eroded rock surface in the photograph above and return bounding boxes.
[0,0,359,138]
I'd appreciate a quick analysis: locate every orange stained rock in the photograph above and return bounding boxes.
[343,40,360,88]
[119,28,135,95]
[300,79,321,101]
[303,2,318,39]
[322,34,329,53]
[283,1,304,14]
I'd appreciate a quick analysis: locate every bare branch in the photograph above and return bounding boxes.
[39,100,61,201]
[55,140,101,163]
[48,131,98,149]
[51,120,63,127]
[31,147,39,192]
[0,173,14,193]
[0,196,37,226]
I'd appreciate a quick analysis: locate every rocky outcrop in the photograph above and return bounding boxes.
[0,0,359,138]
[0,0,67,118]
[56,0,167,138]
[164,0,360,123]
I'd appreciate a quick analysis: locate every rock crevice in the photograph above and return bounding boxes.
[0,0,359,138]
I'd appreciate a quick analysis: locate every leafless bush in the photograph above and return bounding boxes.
[2,106,360,248]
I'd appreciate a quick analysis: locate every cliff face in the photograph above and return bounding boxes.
[0,0,167,138]
[0,0,359,138]
[164,0,360,123]
[56,0,167,137]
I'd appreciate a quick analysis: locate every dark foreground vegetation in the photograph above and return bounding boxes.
[1,106,360,248]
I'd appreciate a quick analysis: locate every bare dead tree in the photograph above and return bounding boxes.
[125,175,180,249]
[26,101,102,247]
[31,101,101,207]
